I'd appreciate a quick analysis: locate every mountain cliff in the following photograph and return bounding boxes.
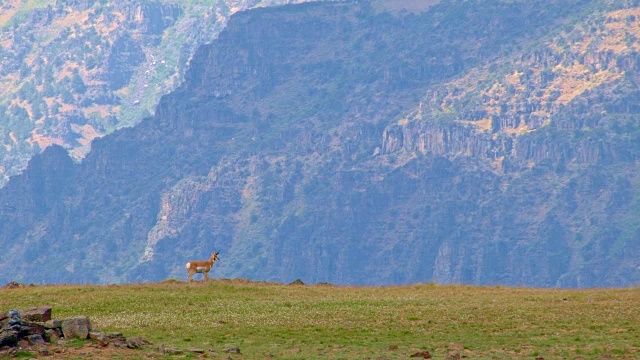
[1,0,639,287]
[0,0,316,186]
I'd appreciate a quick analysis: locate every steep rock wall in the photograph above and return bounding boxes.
[0,0,639,288]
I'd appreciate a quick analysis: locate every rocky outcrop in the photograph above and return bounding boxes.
[107,34,147,91]
[123,3,184,35]
[20,307,52,323]
[61,316,92,339]
[0,0,321,187]
[382,119,514,162]
[383,6,640,171]
[0,306,150,357]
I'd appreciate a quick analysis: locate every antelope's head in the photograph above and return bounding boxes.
[210,251,220,263]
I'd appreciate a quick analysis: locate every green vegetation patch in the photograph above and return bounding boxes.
[1,281,639,359]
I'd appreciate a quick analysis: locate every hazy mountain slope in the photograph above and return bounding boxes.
[1,0,639,287]
[380,3,640,286]
[0,0,319,187]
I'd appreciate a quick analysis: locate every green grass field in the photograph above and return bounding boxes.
[1,280,639,359]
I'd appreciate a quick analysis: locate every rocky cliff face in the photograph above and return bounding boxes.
[1,0,639,288]
[383,6,640,169]
[0,0,316,186]
[376,3,640,287]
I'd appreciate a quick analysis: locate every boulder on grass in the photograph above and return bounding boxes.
[20,306,52,323]
[89,330,110,347]
[126,336,150,349]
[61,316,92,339]
[106,332,128,348]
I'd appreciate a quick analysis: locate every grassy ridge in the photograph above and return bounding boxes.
[1,280,639,359]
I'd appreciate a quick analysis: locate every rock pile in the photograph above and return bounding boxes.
[410,350,432,359]
[0,306,149,357]
[0,282,23,290]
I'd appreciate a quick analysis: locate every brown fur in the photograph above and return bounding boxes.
[185,251,220,282]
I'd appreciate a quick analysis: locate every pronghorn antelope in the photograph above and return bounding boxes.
[185,251,220,282]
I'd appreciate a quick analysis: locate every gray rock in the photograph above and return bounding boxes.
[0,330,18,347]
[89,331,109,347]
[38,347,52,356]
[157,343,182,355]
[44,319,61,329]
[23,321,45,336]
[5,310,22,331]
[61,316,92,339]
[166,347,182,355]
[105,332,127,348]
[126,336,149,349]
[88,330,104,340]
[4,310,19,319]
[224,346,241,354]
[20,306,52,323]
[26,334,46,346]
[187,347,205,353]
[106,332,125,340]
[1,282,22,290]
[43,329,60,343]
